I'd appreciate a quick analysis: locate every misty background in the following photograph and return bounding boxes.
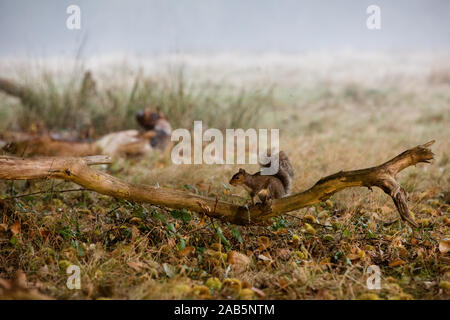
[0,0,449,58]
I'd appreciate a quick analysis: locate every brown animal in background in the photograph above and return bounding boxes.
[1,108,173,158]
[94,108,172,157]
[136,107,172,150]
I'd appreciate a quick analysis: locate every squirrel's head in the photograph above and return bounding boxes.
[229,168,246,186]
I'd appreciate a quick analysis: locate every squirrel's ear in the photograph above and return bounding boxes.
[239,168,245,173]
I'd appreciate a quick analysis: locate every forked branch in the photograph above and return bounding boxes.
[0,141,435,227]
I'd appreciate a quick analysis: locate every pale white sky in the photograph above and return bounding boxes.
[0,0,449,57]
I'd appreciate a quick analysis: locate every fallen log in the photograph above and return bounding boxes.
[2,136,98,157]
[0,141,435,227]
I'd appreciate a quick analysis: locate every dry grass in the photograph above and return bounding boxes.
[0,52,449,300]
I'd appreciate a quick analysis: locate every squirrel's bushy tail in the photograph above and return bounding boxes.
[261,150,295,195]
[276,151,295,194]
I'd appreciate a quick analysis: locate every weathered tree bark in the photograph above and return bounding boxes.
[0,141,435,227]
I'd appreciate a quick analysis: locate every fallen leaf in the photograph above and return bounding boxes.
[178,246,195,257]
[258,254,272,262]
[295,251,306,259]
[228,251,250,264]
[439,238,450,254]
[257,236,271,251]
[167,237,176,248]
[304,215,316,223]
[129,217,142,224]
[251,287,266,298]
[227,251,250,272]
[10,221,21,235]
[357,249,366,259]
[319,257,331,265]
[131,225,140,240]
[389,259,405,267]
[278,278,290,290]
[304,223,316,235]
[0,224,7,232]
[423,281,436,289]
[318,210,329,220]
[38,228,50,238]
[347,254,360,261]
[199,214,206,227]
[276,248,291,260]
[162,263,176,278]
[443,216,450,226]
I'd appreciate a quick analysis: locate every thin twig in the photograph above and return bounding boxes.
[284,213,333,229]
[184,222,213,235]
[5,188,87,199]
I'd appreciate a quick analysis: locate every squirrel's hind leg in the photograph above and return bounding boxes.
[256,188,271,204]
[252,194,261,205]
[251,190,268,205]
